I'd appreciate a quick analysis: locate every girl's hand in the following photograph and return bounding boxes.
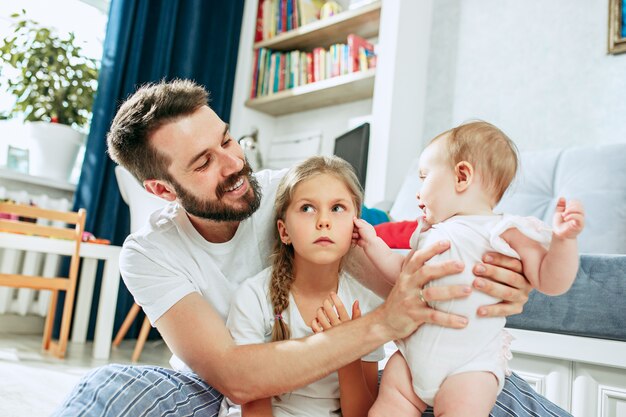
[553,197,585,239]
[352,218,377,248]
[474,252,532,317]
[311,292,361,333]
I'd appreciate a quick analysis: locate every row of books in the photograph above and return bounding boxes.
[255,0,325,42]
[250,34,376,99]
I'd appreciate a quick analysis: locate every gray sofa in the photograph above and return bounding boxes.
[388,143,626,342]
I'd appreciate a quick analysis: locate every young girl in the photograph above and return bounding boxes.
[358,121,585,417]
[221,155,383,417]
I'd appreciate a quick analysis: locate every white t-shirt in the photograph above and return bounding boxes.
[222,268,384,417]
[119,169,286,370]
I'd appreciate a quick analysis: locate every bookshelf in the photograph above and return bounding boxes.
[245,67,375,116]
[253,1,381,51]
[244,1,381,117]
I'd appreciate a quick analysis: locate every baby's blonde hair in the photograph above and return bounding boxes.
[269,156,363,342]
[432,121,518,203]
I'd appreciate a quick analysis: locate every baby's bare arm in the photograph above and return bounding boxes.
[353,218,404,284]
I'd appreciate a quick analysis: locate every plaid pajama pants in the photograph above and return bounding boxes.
[52,364,572,416]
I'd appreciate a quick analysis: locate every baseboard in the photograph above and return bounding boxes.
[0,314,44,334]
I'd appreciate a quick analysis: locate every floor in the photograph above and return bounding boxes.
[0,332,173,417]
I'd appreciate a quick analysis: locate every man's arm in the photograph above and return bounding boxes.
[156,240,469,404]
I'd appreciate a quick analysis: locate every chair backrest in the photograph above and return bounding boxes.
[0,202,86,288]
[114,165,167,233]
[0,201,87,357]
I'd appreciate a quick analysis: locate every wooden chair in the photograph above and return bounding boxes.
[112,302,151,362]
[0,202,86,358]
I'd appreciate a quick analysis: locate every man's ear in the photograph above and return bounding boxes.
[454,161,474,192]
[144,179,177,202]
[277,219,291,244]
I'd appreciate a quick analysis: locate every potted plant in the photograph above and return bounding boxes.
[0,9,100,181]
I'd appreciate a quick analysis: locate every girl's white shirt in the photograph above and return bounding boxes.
[221,267,384,417]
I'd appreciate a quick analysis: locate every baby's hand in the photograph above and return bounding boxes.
[311,292,361,333]
[418,214,433,233]
[553,197,585,239]
[352,217,377,248]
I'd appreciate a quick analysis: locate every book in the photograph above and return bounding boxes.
[347,33,375,72]
[297,0,324,26]
[254,1,264,41]
[250,49,260,98]
[279,53,286,91]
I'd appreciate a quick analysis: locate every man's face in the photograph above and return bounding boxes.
[149,106,261,222]
[170,160,261,222]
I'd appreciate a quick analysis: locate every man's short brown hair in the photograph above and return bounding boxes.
[107,79,209,182]
[432,121,519,203]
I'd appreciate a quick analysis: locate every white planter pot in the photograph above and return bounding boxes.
[27,122,85,182]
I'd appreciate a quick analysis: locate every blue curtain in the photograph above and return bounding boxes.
[57,0,245,341]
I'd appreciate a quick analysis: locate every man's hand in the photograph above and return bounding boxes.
[473,252,532,317]
[378,240,472,340]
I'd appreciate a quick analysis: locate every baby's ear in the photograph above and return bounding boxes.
[454,161,474,192]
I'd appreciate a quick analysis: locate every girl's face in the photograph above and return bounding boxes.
[278,173,357,267]
[417,139,458,224]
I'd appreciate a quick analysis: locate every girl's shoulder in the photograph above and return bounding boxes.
[234,267,273,299]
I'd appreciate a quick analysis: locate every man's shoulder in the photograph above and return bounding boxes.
[253,168,287,186]
[122,203,186,257]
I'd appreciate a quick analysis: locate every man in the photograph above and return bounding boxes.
[54,80,570,416]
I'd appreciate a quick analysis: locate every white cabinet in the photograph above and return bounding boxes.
[509,353,572,411]
[507,329,626,417]
[571,363,626,417]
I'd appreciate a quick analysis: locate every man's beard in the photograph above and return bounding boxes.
[172,161,262,222]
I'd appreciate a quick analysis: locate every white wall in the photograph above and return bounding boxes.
[231,0,626,205]
[423,0,626,151]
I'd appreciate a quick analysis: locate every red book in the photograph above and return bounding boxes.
[306,52,314,84]
[254,0,264,41]
[250,49,260,98]
[281,0,287,34]
[347,34,374,72]
[279,53,286,91]
[292,0,299,29]
[312,47,323,82]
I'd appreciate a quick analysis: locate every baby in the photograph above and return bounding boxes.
[358,121,585,416]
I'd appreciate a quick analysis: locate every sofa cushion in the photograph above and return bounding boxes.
[390,144,626,254]
[507,254,626,341]
[496,144,626,254]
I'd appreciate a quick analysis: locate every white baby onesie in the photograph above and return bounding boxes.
[398,214,551,406]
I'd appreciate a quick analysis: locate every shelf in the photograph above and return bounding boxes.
[245,68,375,116]
[254,1,381,51]
[0,167,76,192]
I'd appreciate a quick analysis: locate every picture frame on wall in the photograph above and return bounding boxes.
[608,0,626,54]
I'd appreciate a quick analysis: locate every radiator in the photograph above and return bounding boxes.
[0,187,72,317]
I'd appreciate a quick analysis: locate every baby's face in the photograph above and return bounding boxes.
[417,140,458,224]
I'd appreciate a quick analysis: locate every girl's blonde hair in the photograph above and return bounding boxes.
[432,120,519,204]
[269,155,363,342]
